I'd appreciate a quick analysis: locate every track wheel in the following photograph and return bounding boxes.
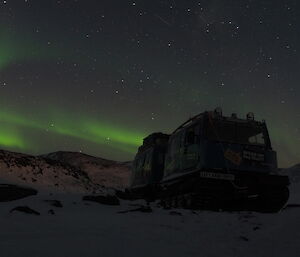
[177,195,188,209]
[258,186,289,213]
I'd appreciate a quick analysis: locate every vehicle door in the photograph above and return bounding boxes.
[181,124,200,170]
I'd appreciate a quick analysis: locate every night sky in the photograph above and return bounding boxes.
[0,0,299,167]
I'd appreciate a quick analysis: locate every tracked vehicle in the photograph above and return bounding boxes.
[129,108,289,212]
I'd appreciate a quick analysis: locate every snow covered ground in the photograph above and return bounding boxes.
[0,151,299,257]
[0,171,299,257]
[0,190,299,257]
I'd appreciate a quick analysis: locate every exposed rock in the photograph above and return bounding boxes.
[115,189,136,200]
[10,206,40,216]
[118,205,153,214]
[48,209,55,215]
[169,211,182,216]
[239,236,249,241]
[44,200,63,208]
[83,194,120,206]
[0,184,37,202]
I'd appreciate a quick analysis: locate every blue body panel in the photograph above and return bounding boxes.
[200,140,277,173]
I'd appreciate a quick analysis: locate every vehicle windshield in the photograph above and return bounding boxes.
[205,120,267,146]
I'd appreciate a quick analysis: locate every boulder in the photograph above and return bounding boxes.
[0,184,37,202]
[10,206,40,216]
[83,194,120,206]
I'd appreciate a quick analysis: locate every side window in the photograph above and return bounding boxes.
[143,151,152,174]
[185,125,200,145]
[157,152,165,166]
[165,134,181,175]
[249,132,265,145]
[137,154,145,171]
[169,135,181,156]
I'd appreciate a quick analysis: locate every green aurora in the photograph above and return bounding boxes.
[0,28,145,158]
[0,108,145,156]
[0,127,25,149]
[0,106,299,166]
[0,14,298,166]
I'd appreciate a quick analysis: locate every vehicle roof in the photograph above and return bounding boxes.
[172,111,265,135]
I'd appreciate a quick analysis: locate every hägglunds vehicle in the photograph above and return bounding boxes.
[128,108,289,212]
